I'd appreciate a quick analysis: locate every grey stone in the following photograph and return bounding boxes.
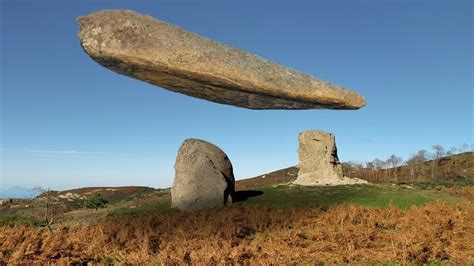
[77,10,366,110]
[171,139,235,211]
[294,130,367,186]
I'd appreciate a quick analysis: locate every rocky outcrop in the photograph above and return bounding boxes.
[294,131,367,186]
[171,139,235,211]
[77,10,365,110]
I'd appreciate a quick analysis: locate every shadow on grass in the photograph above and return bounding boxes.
[232,190,264,203]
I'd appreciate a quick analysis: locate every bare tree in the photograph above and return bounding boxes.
[372,159,383,181]
[347,161,363,178]
[386,154,403,179]
[365,161,375,180]
[33,187,60,234]
[431,145,446,178]
[446,147,460,174]
[406,154,418,180]
[415,149,428,159]
[459,143,470,153]
[446,147,458,156]
[415,149,428,178]
[381,159,390,179]
[432,145,446,160]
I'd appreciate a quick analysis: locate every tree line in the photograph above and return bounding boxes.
[342,143,473,182]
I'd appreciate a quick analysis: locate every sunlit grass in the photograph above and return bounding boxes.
[239,184,464,209]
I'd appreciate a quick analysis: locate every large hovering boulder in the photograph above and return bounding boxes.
[77,10,365,110]
[294,130,367,186]
[172,139,235,211]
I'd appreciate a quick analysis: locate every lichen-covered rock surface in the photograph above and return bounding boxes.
[77,10,365,110]
[294,130,367,186]
[172,138,235,211]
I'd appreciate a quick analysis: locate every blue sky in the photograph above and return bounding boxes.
[1,0,472,190]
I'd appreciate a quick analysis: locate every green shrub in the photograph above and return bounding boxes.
[84,192,108,211]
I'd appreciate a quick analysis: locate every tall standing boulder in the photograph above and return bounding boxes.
[172,139,235,211]
[294,130,367,186]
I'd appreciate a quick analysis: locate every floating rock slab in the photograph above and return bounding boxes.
[77,10,366,110]
[171,139,235,211]
[294,130,367,186]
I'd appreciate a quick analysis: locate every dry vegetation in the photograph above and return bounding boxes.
[1,200,473,264]
[1,152,473,264]
[344,152,473,184]
[62,186,156,204]
[442,186,474,200]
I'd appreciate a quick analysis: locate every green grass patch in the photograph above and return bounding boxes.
[238,184,464,209]
[107,184,466,217]
[0,211,46,227]
[108,200,173,217]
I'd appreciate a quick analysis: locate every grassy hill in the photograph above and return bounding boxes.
[343,152,474,186]
[1,152,473,264]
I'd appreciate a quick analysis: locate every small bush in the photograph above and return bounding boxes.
[84,192,108,211]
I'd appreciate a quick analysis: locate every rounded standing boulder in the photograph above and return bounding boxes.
[171,139,235,211]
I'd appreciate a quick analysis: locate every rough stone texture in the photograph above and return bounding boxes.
[294,131,367,186]
[77,10,366,110]
[172,139,235,211]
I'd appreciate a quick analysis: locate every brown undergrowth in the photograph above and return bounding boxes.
[443,186,474,199]
[1,200,473,264]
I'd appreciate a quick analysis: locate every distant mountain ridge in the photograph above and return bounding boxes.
[0,186,38,199]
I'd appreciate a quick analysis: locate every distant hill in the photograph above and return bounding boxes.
[61,186,155,202]
[343,152,474,184]
[236,152,473,188]
[0,186,38,199]
[30,186,157,211]
[236,166,298,190]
